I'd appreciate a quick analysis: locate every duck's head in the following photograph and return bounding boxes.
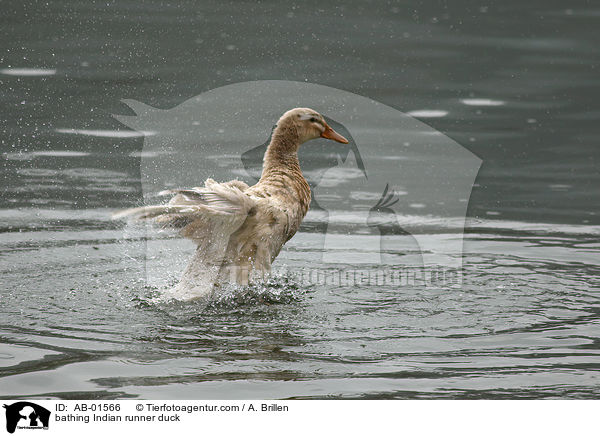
[278,108,349,145]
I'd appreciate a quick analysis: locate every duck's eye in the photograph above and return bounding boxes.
[310,117,317,122]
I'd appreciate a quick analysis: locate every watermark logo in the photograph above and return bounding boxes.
[115,81,480,290]
[3,402,50,433]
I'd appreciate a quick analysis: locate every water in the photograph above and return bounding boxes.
[1,1,599,399]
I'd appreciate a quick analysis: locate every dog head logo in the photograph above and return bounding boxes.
[3,402,50,433]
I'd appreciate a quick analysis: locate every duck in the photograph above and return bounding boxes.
[114,108,348,300]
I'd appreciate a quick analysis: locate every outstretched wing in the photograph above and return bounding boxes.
[113,178,255,244]
[113,178,257,299]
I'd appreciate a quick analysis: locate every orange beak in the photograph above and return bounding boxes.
[321,124,349,144]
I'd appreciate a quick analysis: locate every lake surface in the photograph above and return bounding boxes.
[1,0,599,399]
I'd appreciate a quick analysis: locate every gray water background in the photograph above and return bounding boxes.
[1,1,599,399]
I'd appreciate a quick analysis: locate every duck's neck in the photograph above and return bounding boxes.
[260,123,302,179]
[258,122,311,218]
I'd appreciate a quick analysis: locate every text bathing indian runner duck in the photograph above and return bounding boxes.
[114,108,348,300]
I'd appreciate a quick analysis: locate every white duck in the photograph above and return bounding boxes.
[114,108,348,299]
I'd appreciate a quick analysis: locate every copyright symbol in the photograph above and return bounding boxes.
[136,404,144,411]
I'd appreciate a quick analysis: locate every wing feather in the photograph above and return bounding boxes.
[113,178,256,243]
